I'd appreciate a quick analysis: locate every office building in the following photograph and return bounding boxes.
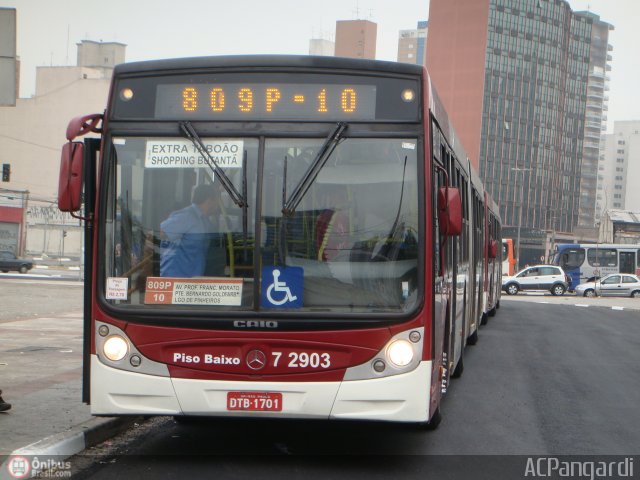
[576,12,613,234]
[599,121,640,214]
[426,0,612,237]
[335,20,377,59]
[397,21,428,65]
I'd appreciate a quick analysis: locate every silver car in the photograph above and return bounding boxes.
[502,265,569,296]
[574,273,640,298]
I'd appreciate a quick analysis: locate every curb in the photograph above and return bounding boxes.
[0,416,142,479]
[36,265,82,271]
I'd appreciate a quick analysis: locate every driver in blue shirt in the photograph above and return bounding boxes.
[160,183,221,277]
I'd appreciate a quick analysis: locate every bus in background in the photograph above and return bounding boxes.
[57,55,501,429]
[485,195,501,322]
[502,238,516,277]
[552,243,640,287]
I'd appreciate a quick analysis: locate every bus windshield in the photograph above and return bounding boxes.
[105,136,420,315]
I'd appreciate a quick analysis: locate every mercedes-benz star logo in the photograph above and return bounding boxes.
[246,350,267,370]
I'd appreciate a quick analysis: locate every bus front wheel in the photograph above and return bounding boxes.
[417,407,442,431]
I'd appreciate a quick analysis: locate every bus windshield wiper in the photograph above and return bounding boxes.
[180,121,246,208]
[282,122,347,216]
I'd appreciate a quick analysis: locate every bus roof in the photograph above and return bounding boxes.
[113,55,424,77]
[556,243,640,249]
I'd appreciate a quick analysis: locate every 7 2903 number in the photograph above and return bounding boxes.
[271,351,331,369]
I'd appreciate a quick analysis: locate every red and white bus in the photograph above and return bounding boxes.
[58,56,500,428]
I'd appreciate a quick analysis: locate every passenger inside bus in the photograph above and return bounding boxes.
[315,186,351,262]
[159,183,226,277]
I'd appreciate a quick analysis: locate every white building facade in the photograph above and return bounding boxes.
[598,121,640,217]
[397,21,428,65]
[0,41,124,258]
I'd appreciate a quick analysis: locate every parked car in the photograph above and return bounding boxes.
[0,251,34,274]
[502,265,569,296]
[574,273,640,298]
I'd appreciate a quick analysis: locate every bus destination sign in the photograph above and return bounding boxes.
[154,83,377,121]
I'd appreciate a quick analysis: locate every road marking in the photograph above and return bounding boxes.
[575,304,590,307]
[612,306,624,311]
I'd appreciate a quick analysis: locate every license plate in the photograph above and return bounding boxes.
[227,391,283,412]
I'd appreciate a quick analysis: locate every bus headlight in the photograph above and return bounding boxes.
[103,335,129,362]
[386,340,414,367]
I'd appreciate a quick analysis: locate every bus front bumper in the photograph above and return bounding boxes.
[90,355,432,423]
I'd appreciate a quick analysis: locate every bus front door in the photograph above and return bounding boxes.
[620,251,636,274]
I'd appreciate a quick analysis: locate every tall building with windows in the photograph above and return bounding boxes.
[599,121,640,214]
[426,0,613,237]
[335,20,377,60]
[576,12,613,233]
[397,21,428,65]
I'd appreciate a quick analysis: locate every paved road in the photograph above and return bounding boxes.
[68,300,640,478]
[0,278,83,321]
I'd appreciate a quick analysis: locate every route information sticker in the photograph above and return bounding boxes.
[144,277,243,306]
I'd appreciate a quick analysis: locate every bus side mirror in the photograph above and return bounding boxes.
[438,187,462,236]
[58,141,84,212]
[488,239,498,259]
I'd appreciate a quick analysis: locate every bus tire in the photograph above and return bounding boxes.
[467,328,478,345]
[488,306,497,317]
[583,289,595,298]
[505,283,519,295]
[418,407,442,430]
[480,312,488,325]
[451,355,464,378]
[550,284,566,296]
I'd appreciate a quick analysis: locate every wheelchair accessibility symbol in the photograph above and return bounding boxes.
[261,266,303,308]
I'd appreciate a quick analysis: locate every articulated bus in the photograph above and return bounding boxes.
[552,243,640,287]
[502,238,516,277]
[58,56,500,428]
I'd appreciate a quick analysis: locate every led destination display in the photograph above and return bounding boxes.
[155,83,377,121]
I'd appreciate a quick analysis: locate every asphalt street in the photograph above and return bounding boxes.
[66,299,640,478]
[1,279,638,479]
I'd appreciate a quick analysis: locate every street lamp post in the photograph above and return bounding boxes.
[512,167,532,271]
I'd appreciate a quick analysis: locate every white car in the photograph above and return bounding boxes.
[502,265,569,296]
[574,273,640,298]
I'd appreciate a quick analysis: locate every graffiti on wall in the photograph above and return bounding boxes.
[0,221,19,252]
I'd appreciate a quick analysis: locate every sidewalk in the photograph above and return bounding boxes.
[0,309,136,473]
[30,255,82,273]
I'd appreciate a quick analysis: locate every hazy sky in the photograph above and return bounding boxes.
[3,0,639,132]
